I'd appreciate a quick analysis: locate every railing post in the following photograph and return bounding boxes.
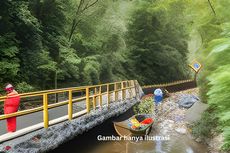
[43,93,49,128]
[93,87,97,109]
[99,86,102,107]
[68,90,73,120]
[131,80,135,98]
[134,80,139,99]
[86,87,90,113]
[121,82,124,100]
[107,84,110,107]
[128,81,133,98]
[114,83,118,101]
[95,87,97,103]
[122,81,126,100]
[124,81,127,99]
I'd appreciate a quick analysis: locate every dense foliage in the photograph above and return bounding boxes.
[0,0,190,93]
[133,95,154,114]
[191,110,218,141]
[126,0,190,85]
[189,0,230,150]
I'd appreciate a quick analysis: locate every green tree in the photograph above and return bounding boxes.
[126,0,189,85]
[189,0,230,150]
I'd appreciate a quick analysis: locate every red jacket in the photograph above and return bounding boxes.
[4,90,20,114]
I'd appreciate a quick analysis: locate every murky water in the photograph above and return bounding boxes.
[51,108,208,153]
[85,134,207,153]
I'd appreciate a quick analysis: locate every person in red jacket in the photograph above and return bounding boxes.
[4,84,20,132]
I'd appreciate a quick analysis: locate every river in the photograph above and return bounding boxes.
[50,105,208,153]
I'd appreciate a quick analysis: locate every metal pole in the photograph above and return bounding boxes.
[107,84,110,107]
[86,87,90,113]
[129,80,133,98]
[68,90,73,120]
[93,87,97,109]
[121,82,124,100]
[99,86,102,107]
[114,83,118,101]
[43,94,49,128]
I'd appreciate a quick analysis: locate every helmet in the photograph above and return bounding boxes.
[5,84,14,91]
[154,88,163,96]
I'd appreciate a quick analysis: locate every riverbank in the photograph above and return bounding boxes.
[153,88,225,153]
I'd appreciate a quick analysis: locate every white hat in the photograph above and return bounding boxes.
[5,84,13,89]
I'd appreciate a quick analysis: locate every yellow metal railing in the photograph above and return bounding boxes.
[141,79,194,89]
[0,80,137,129]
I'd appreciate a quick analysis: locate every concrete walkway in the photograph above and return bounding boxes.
[0,89,134,136]
[0,102,84,135]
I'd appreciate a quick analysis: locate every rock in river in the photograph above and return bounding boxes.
[177,94,199,108]
[175,128,187,134]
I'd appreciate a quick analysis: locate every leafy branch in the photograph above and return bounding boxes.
[207,0,216,16]
[69,0,99,41]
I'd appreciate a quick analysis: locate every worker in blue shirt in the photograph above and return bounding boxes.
[153,88,163,115]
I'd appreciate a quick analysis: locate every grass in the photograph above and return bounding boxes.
[133,95,154,114]
[191,109,219,141]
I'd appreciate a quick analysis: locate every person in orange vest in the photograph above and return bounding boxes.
[4,84,20,132]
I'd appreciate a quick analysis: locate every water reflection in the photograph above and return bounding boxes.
[155,140,164,153]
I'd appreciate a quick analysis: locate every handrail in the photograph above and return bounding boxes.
[0,80,137,131]
[0,81,132,101]
[141,79,194,89]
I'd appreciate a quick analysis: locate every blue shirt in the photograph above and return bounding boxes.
[153,88,163,104]
[154,95,163,104]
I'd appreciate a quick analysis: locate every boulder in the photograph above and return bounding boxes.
[195,138,202,143]
[175,128,187,134]
[177,94,199,108]
[185,101,208,123]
